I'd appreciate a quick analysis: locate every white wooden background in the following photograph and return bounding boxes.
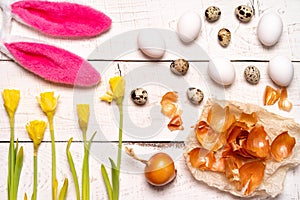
[1,0,300,199]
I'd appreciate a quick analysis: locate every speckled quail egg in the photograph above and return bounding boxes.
[170,59,189,75]
[187,87,204,105]
[235,5,254,23]
[218,28,231,47]
[205,6,221,22]
[244,65,260,84]
[131,88,148,105]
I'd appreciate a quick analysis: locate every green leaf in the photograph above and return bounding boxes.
[14,140,19,164]
[109,158,119,200]
[14,146,24,198]
[58,178,68,200]
[101,164,113,200]
[66,138,80,200]
[87,132,97,150]
[82,131,97,200]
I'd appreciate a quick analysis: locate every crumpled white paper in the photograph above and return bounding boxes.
[184,99,300,198]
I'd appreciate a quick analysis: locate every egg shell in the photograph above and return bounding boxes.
[131,88,148,105]
[170,59,189,75]
[137,30,166,58]
[268,55,294,87]
[177,11,202,43]
[257,12,283,47]
[208,57,235,86]
[187,87,204,105]
[218,28,231,47]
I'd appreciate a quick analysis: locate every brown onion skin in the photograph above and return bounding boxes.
[144,153,177,186]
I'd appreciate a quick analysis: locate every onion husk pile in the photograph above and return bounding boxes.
[184,99,300,198]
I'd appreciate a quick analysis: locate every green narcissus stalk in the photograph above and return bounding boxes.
[2,89,23,200]
[66,104,96,200]
[100,76,125,200]
[26,120,47,200]
[37,92,68,200]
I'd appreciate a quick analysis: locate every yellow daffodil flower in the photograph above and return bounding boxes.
[100,76,125,104]
[2,89,20,119]
[37,92,59,119]
[36,91,66,200]
[26,120,47,152]
[3,89,23,200]
[100,75,126,200]
[77,104,90,133]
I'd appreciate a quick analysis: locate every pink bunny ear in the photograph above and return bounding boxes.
[11,1,112,37]
[4,41,100,87]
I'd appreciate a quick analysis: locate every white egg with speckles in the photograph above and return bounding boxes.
[187,88,204,105]
[131,88,148,105]
[208,57,235,86]
[268,55,294,87]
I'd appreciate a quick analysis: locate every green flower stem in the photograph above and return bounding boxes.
[114,102,123,200]
[47,114,57,200]
[32,152,38,200]
[66,138,80,200]
[82,130,89,200]
[9,117,15,200]
[116,103,123,175]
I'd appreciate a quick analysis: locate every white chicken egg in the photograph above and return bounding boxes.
[137,30,166,58]
[177,11,202,43]
[208,57,235,86]
[268,55,294,87]
[257,12,283,47]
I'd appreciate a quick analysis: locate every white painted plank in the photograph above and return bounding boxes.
[0,143,299,199]
[0,60,300,142]
[0,0,300,60]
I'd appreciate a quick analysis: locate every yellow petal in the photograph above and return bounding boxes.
[100,94,113,103]
[37,92,59,116]
[2,89,20,119]
[77,104,90,132]
[26,120,47,148]
[109,76,125,101]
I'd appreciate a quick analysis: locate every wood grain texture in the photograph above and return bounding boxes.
[0,143,299,199]
[0,61,299,142]
[1,0,300,60]
[0,0,300,199]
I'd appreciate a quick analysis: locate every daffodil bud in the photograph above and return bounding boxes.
[37,92,59,118]
[77,104,90,133]
[26,120,47,152]
[2,89,20,119]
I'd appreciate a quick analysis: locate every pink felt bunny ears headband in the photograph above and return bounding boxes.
[0,0,112,87]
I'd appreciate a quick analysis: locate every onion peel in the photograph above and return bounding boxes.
[239,161,265,196]
[188,147,225,172]
[167,115,184,131]
[271,131,295,162]
[195,121,225,151]
[278,87,292,112]
[245,125,270,159]
[160,91,178,104]
[264,85,280,105]
[239,112,258,127]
